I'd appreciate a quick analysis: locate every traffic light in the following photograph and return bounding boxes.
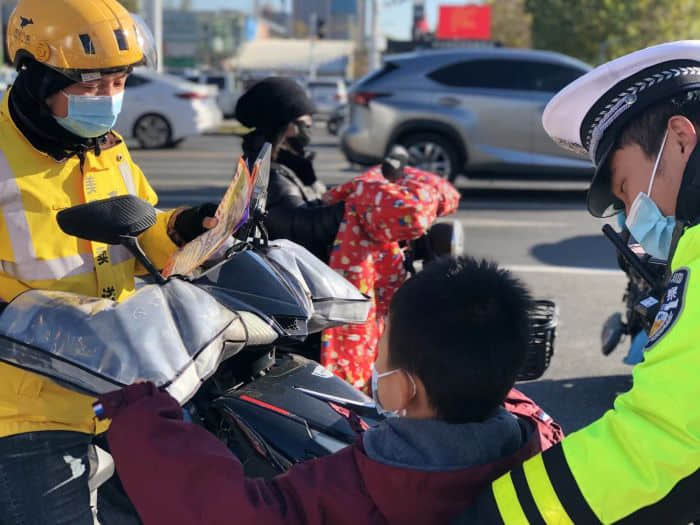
[316,18,326,39]
[412,4,429,42]
[413,4,425,23]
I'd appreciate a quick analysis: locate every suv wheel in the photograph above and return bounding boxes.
[400,133,461,182]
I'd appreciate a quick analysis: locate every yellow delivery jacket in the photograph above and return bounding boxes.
[0,88,178,438]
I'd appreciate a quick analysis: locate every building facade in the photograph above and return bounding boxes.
[163,9,246,69]
[292,0,357,40]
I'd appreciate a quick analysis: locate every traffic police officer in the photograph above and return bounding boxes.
[0,0,215,522]
[459,40,700,524]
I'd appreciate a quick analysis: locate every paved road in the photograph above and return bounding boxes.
[132,132,632,432]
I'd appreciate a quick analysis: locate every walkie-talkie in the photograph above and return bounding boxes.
[602,224,661,290]
[602,224,664,328]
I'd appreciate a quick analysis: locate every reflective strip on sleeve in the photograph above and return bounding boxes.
[541,444,601,523]
[492,446,602,525]
[523,454,574,525]
[0,151,34,261]
[118,162,137,195]
[510,465,546,525]
[493,472,531,525]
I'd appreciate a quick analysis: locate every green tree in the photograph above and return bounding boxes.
[525,0,700,65]
[118,0,141,12]
[488,0,533,49]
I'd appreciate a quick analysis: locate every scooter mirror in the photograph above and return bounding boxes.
[601,312,624,356]
[247,143,272,218]
[57,196,156,245]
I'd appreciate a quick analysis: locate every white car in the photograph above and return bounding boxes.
[117,69,223,149]
[306,78,348,117]
[185,71,240,118]
[0,67,18,92]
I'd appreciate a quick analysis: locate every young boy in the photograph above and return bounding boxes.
[99,257,562,525]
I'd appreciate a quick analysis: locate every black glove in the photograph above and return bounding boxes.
[173,203,218,244]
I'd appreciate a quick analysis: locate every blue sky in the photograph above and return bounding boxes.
[190,0,476,39]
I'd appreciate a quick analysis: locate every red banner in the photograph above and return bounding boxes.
[436,5,491,40]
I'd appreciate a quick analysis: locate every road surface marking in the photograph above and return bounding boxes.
[506,264,622,276]
[462,218,568,228]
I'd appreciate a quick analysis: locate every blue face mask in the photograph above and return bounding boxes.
[54,91,124,138]
[371,364,416,418]
[625,130,677,260]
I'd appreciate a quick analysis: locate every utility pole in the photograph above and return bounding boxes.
[0,0,5,66]
[368,0,380,72]
[144,0,164,72]
[357,0,366,51]
[308,12,317,80]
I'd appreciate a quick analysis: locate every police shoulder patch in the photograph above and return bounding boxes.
[646,267,690,349]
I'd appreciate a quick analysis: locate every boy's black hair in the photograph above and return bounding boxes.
[387,256,532,423]
[616,89,700,158]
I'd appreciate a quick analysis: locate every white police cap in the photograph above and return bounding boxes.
[543,40,700,217]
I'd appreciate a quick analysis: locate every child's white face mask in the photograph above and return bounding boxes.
[371,364,416,418]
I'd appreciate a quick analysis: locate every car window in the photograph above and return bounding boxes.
[206,77,226,90]
[428,59,526,90]
[526,62,586,92]
[354,62,398,88]
[308,82,338,89]
[125,75,151,88]
[185,76,200,83]
[428,58,585,92]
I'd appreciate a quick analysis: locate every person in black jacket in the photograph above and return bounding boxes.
[235,77,344,262]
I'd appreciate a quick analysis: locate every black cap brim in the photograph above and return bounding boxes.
[587,138,624,218]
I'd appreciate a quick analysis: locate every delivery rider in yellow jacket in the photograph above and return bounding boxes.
[457,41,700,524]
[0,1,218,523]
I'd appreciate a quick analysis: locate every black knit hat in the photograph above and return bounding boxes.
[9,59,92,160]
[235,77,315,132]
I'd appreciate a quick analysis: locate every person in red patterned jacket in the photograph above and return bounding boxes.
[99,256,562,525]
[321,159,460,390]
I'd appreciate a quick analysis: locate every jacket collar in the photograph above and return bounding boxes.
[361,408,530,472]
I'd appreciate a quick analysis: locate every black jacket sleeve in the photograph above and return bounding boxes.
[264,165,344,262]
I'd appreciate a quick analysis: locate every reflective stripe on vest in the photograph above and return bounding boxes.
[0,244,133,282]
[0,151,34,262]
[119,161,136,195]
[0,151,135,282]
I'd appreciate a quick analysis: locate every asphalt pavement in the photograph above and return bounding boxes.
[132,131,632,433]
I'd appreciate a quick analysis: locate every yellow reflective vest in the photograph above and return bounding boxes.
[0,88,178,438]
[464,224,700,524]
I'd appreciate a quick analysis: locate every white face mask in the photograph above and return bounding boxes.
[625,130,677,260]
[371,364,417,418]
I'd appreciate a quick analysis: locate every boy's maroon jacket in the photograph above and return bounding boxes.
[100,384,562,525]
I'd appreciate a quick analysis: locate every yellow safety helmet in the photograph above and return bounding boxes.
[7,0,157,82]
